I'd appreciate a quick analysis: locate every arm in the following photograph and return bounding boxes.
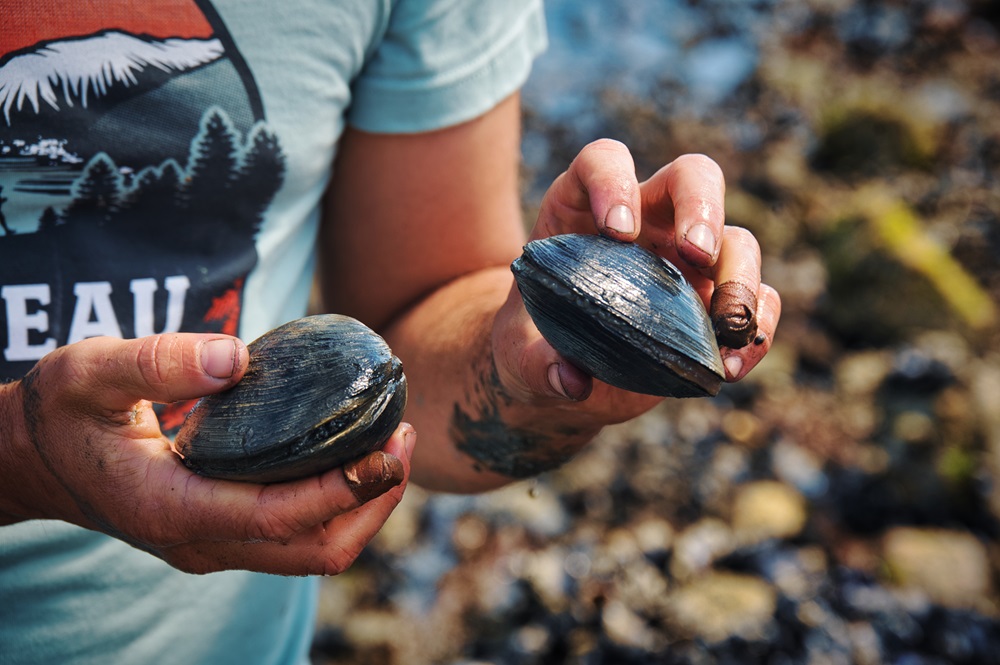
[319,93,781,493]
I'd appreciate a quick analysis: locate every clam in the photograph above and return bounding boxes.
[174,314,407,483]
[511,234,725,398]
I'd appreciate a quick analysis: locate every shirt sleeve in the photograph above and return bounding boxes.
[347,0,547,133]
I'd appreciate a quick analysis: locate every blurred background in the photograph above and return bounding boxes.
[312,1,1000,663]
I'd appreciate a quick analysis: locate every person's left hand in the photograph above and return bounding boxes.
[492,139,781,430]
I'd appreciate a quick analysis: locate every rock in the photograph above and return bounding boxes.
[629,515,675,557]
[602,599,664,652]
[836,350,893,398]
[732,480,809,545]
[670,518,736,580]
[767,545,829,600]
[848,620,885,665]
[512,547,570,612]
[772,438,829,497]
[881,527,993,609]
[722,409,768,448]
[666,572,777,643]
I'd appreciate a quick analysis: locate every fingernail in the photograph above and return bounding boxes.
[548,362,592,401]
[711,281,759,349]
[201,339,238,379]
[402,424,417,459]
[686,223,716,260]
[548,363,568,398]
[343,450,405,505]
[723,354,744,381]
[605,204,635,236]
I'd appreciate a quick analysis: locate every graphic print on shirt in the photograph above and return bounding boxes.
[0,1,285,430]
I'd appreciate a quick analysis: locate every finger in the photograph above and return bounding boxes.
[720,283,780,381]
[708,226,762,350]
[161,476,411,576]
[149,423,415,546]
[61,334,248,409]
[640,154,726,267]
[494,288,593,403]
[532,139,642,242]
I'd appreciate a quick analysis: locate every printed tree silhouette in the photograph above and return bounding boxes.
[62,154,124,227]
[184,108,241,230]
[123,160,184,217]
[38,107,284,248]
[237,123,285,228]
[37,206,61,232]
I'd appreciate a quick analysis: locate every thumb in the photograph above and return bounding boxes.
[66,334,249,409]
[494,290,592,403]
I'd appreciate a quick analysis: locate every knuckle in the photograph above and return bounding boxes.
[584,137,627,154]
[319,542,361,577]
[676,152,720,171]
[249,504,303,543]
[133,335,176,395]
[34,344,95,401]
[725,225,761,254]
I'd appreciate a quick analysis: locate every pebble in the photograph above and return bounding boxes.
[670,518,736,580]
[881,526,993,609]
[732,480,809,545]
[666,572,777,643]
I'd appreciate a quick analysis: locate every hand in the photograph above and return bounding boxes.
[494,140,781,424]
[0,334,415,575]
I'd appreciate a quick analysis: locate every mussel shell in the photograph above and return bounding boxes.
[174,314,407,483]
[511,234,725,398]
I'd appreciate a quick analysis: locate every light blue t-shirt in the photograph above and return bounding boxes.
[0,1,546,663]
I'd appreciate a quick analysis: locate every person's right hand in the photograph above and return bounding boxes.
[0,333,414,576]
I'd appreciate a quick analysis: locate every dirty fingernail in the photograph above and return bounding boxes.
[201,339,239,379]
[343,450,404,505]
[604,204,635,236]
[711,281,759,349]
[686,223,716,260]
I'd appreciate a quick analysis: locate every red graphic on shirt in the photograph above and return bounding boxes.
[2,0,215,55]
[204,279,244,337]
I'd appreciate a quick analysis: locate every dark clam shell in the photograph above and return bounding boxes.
[511,234,725,398]
[174,314,407,483]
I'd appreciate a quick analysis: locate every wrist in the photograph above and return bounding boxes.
[451,332,599,481]
[0,378,33,524]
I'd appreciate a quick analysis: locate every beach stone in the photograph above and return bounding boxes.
[666,572,777,643]
[836,350,893,398]
[670,518,736,580]
[881,527,993,609]
[732,480,809,545]
[602,599,664,652]
[772,438,829,497]
[970,357,1000,519]
[848,620,885,665]
[516,547,570,612]
[722,409,768,448]
[629,515,675,556]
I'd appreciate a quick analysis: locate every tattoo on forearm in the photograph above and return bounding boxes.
[450,356,577,479]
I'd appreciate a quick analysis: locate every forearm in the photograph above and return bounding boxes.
[383,266,598,493]
[0,379,31,525]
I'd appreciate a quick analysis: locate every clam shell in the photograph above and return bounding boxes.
[511,234,725,398]
[174,314,407,483]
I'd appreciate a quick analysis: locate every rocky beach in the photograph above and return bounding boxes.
[312,1,1000,663]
